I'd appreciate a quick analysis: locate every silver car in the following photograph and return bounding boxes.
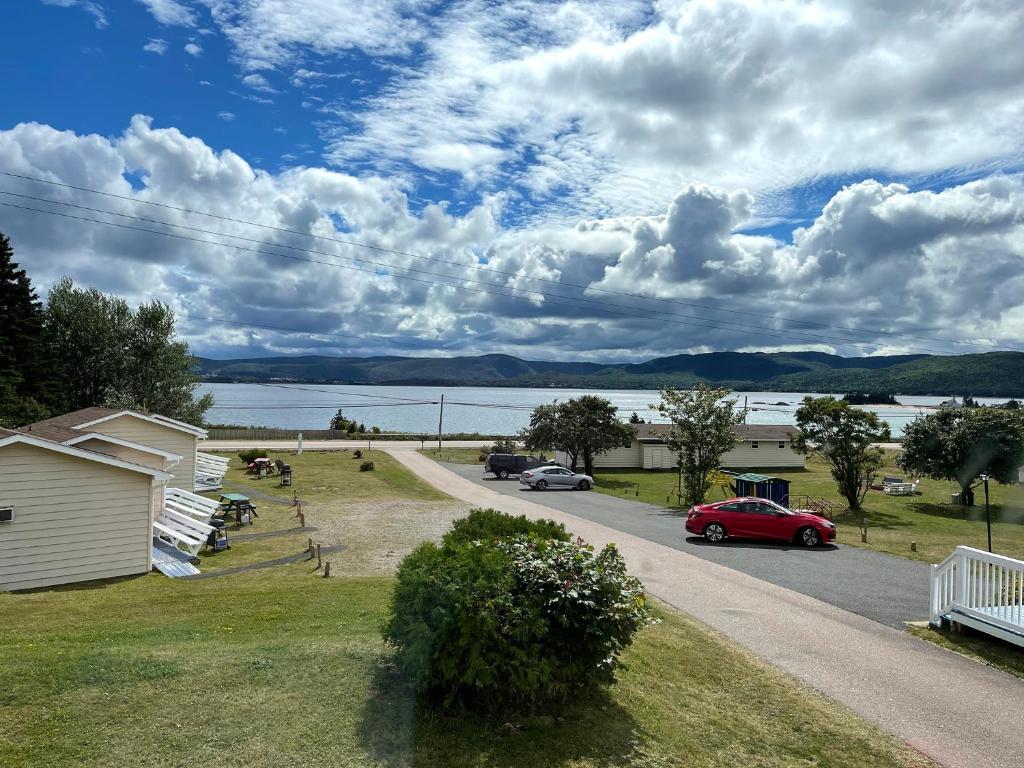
[519,466,593,491]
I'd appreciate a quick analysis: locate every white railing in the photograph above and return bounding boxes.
[930,546,1024,631]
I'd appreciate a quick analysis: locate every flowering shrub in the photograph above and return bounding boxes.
[384,510,650,711]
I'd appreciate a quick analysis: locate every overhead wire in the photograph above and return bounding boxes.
[0,168,1003,352]
[0,195,995,355]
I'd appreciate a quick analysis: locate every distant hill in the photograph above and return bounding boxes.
[194,350,1024,396]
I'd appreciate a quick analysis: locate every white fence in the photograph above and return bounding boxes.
[930,546,1024,641]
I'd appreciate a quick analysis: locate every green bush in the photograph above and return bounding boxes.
[359,461,375,472]
[443,508,569,547]
[384,509,650,712]
[238,448,268,465]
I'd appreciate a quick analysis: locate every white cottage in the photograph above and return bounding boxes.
[556,423,804,470]
[0,428,171,591]
[22,407,207,491]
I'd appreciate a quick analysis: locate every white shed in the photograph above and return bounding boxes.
[0,429,170,591]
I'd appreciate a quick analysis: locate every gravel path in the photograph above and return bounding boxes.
[390,449,1024,768]
[441,463,930,628]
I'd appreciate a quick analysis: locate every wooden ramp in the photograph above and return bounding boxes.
[152,539,201,578]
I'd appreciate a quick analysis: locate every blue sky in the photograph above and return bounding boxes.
[1,1,1023,361]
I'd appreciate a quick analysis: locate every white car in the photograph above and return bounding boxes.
[519,466,593,491]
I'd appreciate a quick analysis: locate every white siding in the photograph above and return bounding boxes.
[573,438,805,470]
[721,440,804,469]
[555,443,642,469]
[0,444,154,591]
[83,415,197,491]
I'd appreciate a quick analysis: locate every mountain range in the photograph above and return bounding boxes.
[194,350,1024,396]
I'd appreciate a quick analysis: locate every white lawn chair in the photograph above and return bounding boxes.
[195,451,230,489]
[154,508,216,556]
[165,487,219,523]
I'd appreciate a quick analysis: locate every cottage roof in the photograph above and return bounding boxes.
[22,406,206,439]
[0,427,171,479]
[633,423,798,442]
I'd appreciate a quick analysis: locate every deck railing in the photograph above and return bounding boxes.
[930,546,1024,630]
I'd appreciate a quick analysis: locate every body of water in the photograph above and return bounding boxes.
[198,383,1010,437]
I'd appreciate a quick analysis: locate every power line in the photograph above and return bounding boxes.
[0,196,992,355]
[0,168,1000,352]
[0,188,899,350]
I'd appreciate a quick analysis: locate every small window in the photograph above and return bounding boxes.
[778,441,786,449]
[0,506,13,523]
[751,441,759,449]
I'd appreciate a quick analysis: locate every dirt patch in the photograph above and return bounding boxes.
[309,500,473,577]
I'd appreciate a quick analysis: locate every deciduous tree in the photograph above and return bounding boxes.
[520,396,633,476]
[653,384,745,505]
[792,396,890,513]
[898,407,1024,506]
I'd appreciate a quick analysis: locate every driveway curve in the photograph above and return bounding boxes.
[390,449,1024,768]
[441,462,929,628]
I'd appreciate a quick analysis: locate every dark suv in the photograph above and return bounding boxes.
[484,454,558,479]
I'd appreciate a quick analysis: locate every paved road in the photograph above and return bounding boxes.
[391,450,1024,768]
[443,462,930,627]
[201,439,492,451]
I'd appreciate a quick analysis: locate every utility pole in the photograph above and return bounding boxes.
[983,473,992,552]
[743,395,748,424]
[437,394,444,449]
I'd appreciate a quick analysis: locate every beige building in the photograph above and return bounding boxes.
[21,407,207,491]
[0,428,171,591]
[557,423,804,470]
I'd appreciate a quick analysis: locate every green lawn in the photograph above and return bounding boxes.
[418,447,484,465]
[909,624,1024,681]
[592,453,1024,564]
[0,451,937,767]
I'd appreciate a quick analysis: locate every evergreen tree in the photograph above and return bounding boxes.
[0,232,51,426]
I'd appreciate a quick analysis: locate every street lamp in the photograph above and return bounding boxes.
[981,473,992,553]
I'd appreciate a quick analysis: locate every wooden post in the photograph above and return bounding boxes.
[911,541,918,552]
[316,544,322,569]
[307,537,313,552]
[297,510,305,527]
[323,562,331,578]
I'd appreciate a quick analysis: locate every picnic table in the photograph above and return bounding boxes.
[218,493,258,525]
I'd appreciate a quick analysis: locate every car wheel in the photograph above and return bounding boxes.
[576,480,590,491]
[536,479,548,490]
[798,527,821,547]
[497,469,509,479]
[703,522,726,543]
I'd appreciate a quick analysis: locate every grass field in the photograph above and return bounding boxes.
[908,624,1024,681]
[0,451,938,767]
[592,452,1024,564]
[418,447,483,465]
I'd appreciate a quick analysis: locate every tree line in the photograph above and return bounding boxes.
[0,231,212,428]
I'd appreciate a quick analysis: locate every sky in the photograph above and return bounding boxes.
[1,0,1023,362]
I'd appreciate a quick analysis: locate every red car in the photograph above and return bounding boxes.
[685,497,836,547]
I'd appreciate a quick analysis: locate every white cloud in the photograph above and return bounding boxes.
[217,111,235,121]
[184,41,203,57]
[40,0,108,28]
[137,0,197,27]
[241,73,277,93]
[143,37,168,55]
[199,79,212,85]
[1,117,1022,360]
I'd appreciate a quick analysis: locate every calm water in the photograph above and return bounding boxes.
[198,384,1007,436]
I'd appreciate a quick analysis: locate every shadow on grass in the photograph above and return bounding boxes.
[902,501,1024,524]
[357,662,649,768]
[835,509,916,531]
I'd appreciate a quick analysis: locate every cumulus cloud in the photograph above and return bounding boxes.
[184,41,203,57]
[137,0,197,26]
[1,117,1023,361]
[143,37,168,55]
[241,73,277,93]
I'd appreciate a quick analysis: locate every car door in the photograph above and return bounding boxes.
[713,502,747,535]
[552,468,576,487]
[742,502,782,540]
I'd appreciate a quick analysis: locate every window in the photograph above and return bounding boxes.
[0,506,13,523]
[751,441,759,449]
[717,502,743,512]
[778,441,786,449]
